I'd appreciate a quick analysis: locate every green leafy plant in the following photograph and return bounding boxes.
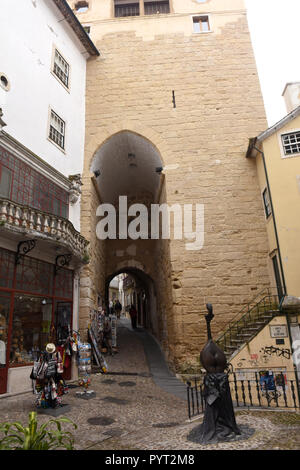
[0,411,77,450]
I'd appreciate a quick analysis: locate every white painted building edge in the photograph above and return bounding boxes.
[0,0,92,231]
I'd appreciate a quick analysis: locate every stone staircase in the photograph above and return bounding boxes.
[216,288,283,361]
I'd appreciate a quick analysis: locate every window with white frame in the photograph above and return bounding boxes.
[263,187,272,218]
[281,131,300,156]
[49,110,65,150]
[193,15,210,33]
[53,49,70,89]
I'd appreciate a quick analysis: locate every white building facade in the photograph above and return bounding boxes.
[0,0,99,395]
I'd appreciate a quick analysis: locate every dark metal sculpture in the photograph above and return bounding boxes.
[197,303,241,444]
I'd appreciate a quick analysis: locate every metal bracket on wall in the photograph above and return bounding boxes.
[15,239,36,265]
[55,254,72,276]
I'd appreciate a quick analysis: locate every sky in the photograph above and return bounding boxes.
[245,0,300,126]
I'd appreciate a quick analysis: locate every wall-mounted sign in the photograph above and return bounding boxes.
[270,325,288,338]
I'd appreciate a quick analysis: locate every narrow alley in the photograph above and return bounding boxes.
[0,317,299,451]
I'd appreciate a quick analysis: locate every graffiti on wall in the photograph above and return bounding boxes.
[236,345,292,368]
[260,345,292,360]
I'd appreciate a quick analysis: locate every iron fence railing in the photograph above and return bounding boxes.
[187,371,300,420]
[216,288,282,354]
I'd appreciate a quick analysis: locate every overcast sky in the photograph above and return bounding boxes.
[245,0,300,126]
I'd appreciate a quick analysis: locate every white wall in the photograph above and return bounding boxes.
[0,0,89,230]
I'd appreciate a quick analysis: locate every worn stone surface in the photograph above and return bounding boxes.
[71,1,271,367]
[0,321,299,450]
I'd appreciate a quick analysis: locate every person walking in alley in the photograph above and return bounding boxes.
[114,300,122,319]
[129,304,138,329]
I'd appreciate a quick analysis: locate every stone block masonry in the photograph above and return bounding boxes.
[74,4,272,368]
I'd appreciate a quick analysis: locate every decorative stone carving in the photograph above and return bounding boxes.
[68,174,82,204]
[0,108,6,130]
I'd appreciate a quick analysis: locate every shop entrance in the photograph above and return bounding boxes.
[0,247,74,394]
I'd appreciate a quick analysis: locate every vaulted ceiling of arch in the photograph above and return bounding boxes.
[91,131,163,206]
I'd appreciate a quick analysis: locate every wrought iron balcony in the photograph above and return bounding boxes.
[0,197,89,262]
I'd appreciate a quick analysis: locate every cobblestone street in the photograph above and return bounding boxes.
[0,318,300,451]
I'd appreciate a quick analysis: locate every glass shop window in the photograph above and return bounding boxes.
[15,257,53,296]
[55,268,73,299]
[9,295,53,366]
[0,293,11,367]
[0,248,15,289]
[55,301,72,344]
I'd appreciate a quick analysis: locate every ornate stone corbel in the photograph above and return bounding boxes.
[68,174,82,204]
[0,108,7,130]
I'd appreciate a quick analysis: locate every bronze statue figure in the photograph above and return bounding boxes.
[200,303,227,374]
[195,304,241,444]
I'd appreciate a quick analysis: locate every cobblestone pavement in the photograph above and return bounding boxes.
[0,319,300,451]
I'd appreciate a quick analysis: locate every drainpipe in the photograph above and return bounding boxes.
[251,141,287,297]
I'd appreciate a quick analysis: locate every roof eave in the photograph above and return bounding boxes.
[51,0,100,57]
[256,105,300,145]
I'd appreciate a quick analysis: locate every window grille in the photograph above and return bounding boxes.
[144,1,170,15]
[281,131,300,155]
[115,2,140,17]
[53,49,70,88]
[49,110,65,150]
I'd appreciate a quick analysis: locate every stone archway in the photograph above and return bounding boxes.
[106,267,158,335]
[78,129,175,365]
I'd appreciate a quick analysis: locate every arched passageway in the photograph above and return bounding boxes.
[106,268,159,335]
[79,130,175,364]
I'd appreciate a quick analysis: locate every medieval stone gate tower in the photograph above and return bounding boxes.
[69,0,271,370]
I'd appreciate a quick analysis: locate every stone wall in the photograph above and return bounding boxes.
[75,3,272,367]
[79,175,106,338]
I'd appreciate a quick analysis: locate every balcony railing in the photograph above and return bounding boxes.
[0,197,89,261]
